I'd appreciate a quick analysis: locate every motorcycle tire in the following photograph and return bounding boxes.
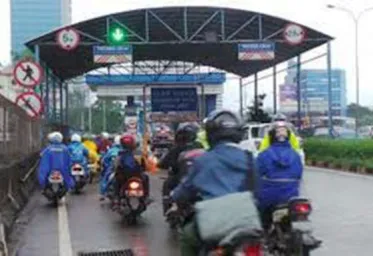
[292,231,310,256]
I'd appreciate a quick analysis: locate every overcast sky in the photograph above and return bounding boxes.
[1,0,373,110]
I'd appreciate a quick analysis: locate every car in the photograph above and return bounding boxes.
[239,123,306,165]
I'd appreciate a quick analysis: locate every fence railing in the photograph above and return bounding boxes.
[0,94,41,165]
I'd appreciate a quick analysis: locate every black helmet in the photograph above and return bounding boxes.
[272,113,287,122]
[175,122,199,145]
[205,110,244,147]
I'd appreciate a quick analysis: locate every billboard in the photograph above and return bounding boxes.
[279,84,298,113]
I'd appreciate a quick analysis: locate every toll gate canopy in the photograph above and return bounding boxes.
[25,6,332,81]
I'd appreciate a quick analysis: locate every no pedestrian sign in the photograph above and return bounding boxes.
[283,23,306,45]
[13,60,43,88]
[15,92,44,119]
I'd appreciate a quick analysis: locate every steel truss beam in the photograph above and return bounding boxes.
[35,8,330,46]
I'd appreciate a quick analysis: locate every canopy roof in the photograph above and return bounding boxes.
[26,6,332,80]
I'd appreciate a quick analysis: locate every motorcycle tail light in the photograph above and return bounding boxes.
[292,202,311,215]
[243,243,263,256]
[129,181,140,190]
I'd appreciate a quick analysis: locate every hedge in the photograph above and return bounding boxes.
[304,138,373,172]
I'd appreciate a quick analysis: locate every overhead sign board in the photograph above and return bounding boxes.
[150,112,199,123]
[13,60,43,88]
[283,24,306,45]
[238,42,275,60]
[15,92,44,119]
[56,28,80,51]
[93,45,133,63]
[151,87,198,112]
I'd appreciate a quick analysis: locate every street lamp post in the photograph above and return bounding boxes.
[327,4,373,136]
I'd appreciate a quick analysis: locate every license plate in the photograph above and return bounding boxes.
[126,190,144,197]
[292,221,313,232]
[272,208,289,222]
[72,170,85,176]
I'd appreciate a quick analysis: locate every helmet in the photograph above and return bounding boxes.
[268,121,290,144]
[120,134,136,149]
[175,122,199,145]
[272,113,287,122]
[71,133,81,142]
[205,110,243,147]
[113,135,121,145]
[48,131,63,143]
[101,132,109,139]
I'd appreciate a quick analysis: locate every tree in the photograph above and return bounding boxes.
[91,100,124,133]
[245,94,271,123]
[347,103,373,118]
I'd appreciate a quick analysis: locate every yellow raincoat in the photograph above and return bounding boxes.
[196,129,210,150]
[83,140,100,173]
[258,131,300,153]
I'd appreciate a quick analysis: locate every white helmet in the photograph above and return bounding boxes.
[48,131,63,143]
[71,133,81,142]
[101,132,109,139]
[114,135,121,145]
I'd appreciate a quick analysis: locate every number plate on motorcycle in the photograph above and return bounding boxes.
[292,221,313,232]
[72,171,84,176]
[272,208,289,222]
[126,190,144,197]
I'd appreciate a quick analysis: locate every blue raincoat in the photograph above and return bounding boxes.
[100,144,122,195]
[255,141,303,210]
[38,142,75,190]
[171,143,255,203]
[67,141,89,176]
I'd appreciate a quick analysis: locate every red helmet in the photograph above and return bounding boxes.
[120,134,136,149]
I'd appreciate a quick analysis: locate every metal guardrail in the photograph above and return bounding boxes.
[0,94,41,165]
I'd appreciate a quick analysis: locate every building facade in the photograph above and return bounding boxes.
[11,0,72,55]
[279,61,347,117]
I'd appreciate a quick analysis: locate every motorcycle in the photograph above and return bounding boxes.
[118,177,147,225]
[200,234,264,256]
[266,197,322,256]
[71,163,87,193]
[43,170,67,206]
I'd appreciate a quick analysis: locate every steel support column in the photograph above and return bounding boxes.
[59,81,63,124]
[327,42,333,137]
[45,68,50,122]
[273,66,277,114]
[239,77,243,118]
[52,76,57,123]
[65,83,69,126]
[296,55,302,130]
[103,99,107,131]
[254,73,258,117]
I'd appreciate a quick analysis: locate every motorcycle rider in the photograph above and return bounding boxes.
[82,133,100,174]
[68,133,89,178]
[112,134,151,208]
[38,132,75,194]
[99,135,122,200]
[98,132,112,155]
[169,110,256,256]
[158,123,203,213]
[258,113,301,152]
[255,121,303,229]
[196,118,210,150]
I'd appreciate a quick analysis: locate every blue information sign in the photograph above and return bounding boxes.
[151,88,198,112]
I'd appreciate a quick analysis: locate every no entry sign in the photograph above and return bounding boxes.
[15,92,44,119]
[56,28,80,51]
[13,60,43,88]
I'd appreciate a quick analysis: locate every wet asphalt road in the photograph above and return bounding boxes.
[9,167,373,256]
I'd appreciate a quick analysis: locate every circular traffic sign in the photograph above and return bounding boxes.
[56,28,80,51]
[283,23,306,45]
[15,92,44,120]
[13,60,43,88]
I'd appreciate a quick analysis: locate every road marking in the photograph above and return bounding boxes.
[58,197,73,256]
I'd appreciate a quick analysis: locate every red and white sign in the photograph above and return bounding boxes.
[15,92,44,119]
[56,28,80,51]
[283,23,306,45]
[13,60,43,88]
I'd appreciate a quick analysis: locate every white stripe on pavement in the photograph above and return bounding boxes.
[58,197,73,256]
